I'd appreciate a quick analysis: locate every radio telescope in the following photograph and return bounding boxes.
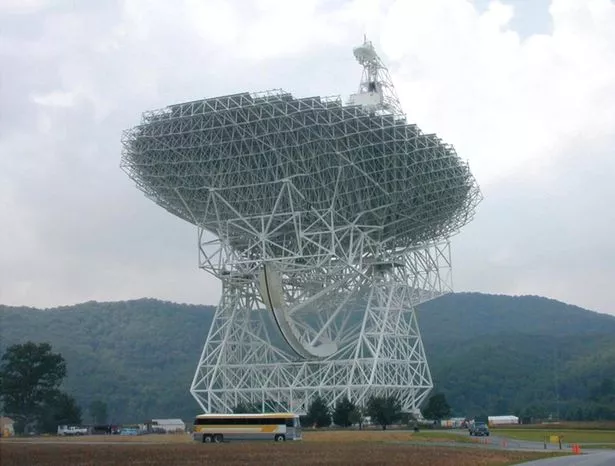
[121,38,481,415]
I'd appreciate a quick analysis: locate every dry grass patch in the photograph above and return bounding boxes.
[304,430,472,444]
[304,430,415,443]
[1,434,192,444]
[0,442,562,466]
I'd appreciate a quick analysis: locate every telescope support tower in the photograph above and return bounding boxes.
[189,180,454,414]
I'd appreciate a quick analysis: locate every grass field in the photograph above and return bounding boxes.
[3,433,194,443]
[492,428,615,446]
[304,429,475,444]
[494,421,615,430]
[0,440,562,466]
[1,430,475,445]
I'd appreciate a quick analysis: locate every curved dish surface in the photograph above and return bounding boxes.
[121,90,480,252]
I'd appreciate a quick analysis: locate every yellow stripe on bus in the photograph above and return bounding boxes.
[196,426,280,433]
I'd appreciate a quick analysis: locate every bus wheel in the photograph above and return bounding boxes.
[274,434,285,442]
[202,435,212,443]
[213,434,223,443]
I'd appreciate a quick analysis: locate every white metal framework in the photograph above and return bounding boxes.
[349,37,403,115]
[121,38,481,415]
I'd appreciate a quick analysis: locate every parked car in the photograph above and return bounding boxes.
[469,422,490,436]
[120,427,140,436]
[57,425,88,436]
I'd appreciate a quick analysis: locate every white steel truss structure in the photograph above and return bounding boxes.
[121,39,481,415]
[349,37,404,115]
[189,223,455,414]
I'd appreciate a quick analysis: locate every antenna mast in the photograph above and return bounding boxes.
[349,37,403,115]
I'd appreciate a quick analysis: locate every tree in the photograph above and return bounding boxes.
[366,395,402,430]
[400,411,417,426]
[593,378,615,402]
[0,342,67,433]
[349,405,364,430]
[422,393,451,421]
[332,396,356,427]
[89,400,108,424]
[40,392,83,433]
[305,395,331,428]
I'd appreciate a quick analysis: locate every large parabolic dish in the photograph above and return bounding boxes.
[121,39,481,415]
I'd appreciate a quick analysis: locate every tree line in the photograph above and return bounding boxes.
[3,339,613,433]
[0,342,109,434]
[0,341,452,434]
[233,392,452,430]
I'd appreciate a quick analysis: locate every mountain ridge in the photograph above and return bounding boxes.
[1,292,614,422]
[4,291,611,317]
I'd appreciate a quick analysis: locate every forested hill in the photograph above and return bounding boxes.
[1,293,614,423]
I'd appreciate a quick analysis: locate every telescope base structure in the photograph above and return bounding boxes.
[190,273,435,415]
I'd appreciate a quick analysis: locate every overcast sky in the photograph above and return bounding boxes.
[1,0,614,315]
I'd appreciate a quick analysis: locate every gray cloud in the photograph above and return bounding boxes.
[1,0,614,316]
[454,134,615,314]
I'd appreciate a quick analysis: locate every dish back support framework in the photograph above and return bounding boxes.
[121,39,481,414]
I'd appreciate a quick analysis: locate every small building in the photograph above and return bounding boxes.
[147,419,186,433]
[0,417,15,437]
[488,415,519,426]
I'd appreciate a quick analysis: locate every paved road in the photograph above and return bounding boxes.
[455,431,615,465]
[518,450,615,465]
[447,430,615,464]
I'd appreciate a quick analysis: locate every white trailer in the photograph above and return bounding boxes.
[488,415,519,426]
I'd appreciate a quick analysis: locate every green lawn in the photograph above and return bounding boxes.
[494,428,615,446]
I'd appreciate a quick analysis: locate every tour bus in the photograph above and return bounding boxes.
[193,413,301,443]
